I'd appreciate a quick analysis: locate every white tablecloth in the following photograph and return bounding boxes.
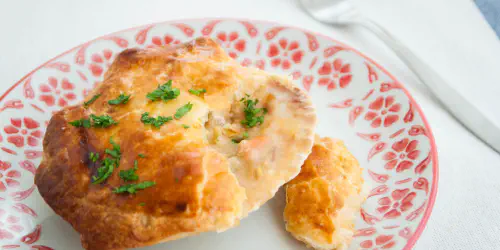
[1,0,499,249]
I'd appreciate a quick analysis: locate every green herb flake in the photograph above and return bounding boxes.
[240,95,267,128]
[84,94,101,108]
[69,118,91,128]
[69,115,116,128]
[119,160,139,181]
[105,137,121,159]
[92,137,121,184]
[182,124,190,129]
[90,114,118,128]
[188,88,206,96]
[138,153,146,158]
[231,131,249,144]
[105,149,119,158]
[89,152,99,163]
[113,181,156,194]
[141,112,173,128]
[139,202,146,206]
[92,157,116,184]
[68,119,82,127]
[108,93,131,105]
[83,119,91,128]
[146,80,180,102]
[174,102,193,119]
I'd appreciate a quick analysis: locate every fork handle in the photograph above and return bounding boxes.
[355,17,500,153]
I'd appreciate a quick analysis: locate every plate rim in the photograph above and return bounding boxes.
[0,17,439,250]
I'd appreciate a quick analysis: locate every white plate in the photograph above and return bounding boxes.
[0,18,438,250]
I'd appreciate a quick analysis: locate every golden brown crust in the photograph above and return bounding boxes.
[284,136,365,250]
[35,38,316,250]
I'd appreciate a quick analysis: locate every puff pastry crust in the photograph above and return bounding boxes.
[284,136,365,250]
[35,38,316,250]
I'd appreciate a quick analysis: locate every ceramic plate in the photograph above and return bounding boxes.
[0,18,438,250]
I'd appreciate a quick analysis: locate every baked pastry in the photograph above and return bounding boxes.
[284,136,365,250]
[35,37,316,250]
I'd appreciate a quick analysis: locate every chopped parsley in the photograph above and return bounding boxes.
[113,181,156,194]
[119,160,139,181]
[69,119,91,128]
[108,93,130,105]
[174,102,193,119]
[92,157,116,184]
[138,153,146,158]
[70,115,117,128]
[104,137,121,159]
[182,124,190,129]
[141,112,173,128]
[139,202,146,206]
[92,137,121,184]
[231,131,249,144]
[188,88,206,96]
[146,80,180,102]
[90,114,118,128]
[84,94,101,108]
[89,152,99,163]
[240,95,267,128]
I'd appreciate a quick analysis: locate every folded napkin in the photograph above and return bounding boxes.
[476,0,500,38]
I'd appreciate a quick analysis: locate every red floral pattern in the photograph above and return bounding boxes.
[3,118,42,148]
[216,31,246,59]
[289,71,314,91]
[318,58,352,90]
[377,189,417,219]
[240,58,265,70]
[0,209,23,240]
[38,77,76,107]
[364,96,401,128]
[267,38,304,70]
[149,34,181,48]
[383,139,420,172]
[82,82,99,98]
[89,49,114,77]
[0,161,21,192]
[360,235,396,249]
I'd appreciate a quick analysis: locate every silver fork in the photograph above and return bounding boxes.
[299,0,500,153]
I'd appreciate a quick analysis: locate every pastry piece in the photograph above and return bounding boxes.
[284,136,365,250]
[35,37,316,250]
